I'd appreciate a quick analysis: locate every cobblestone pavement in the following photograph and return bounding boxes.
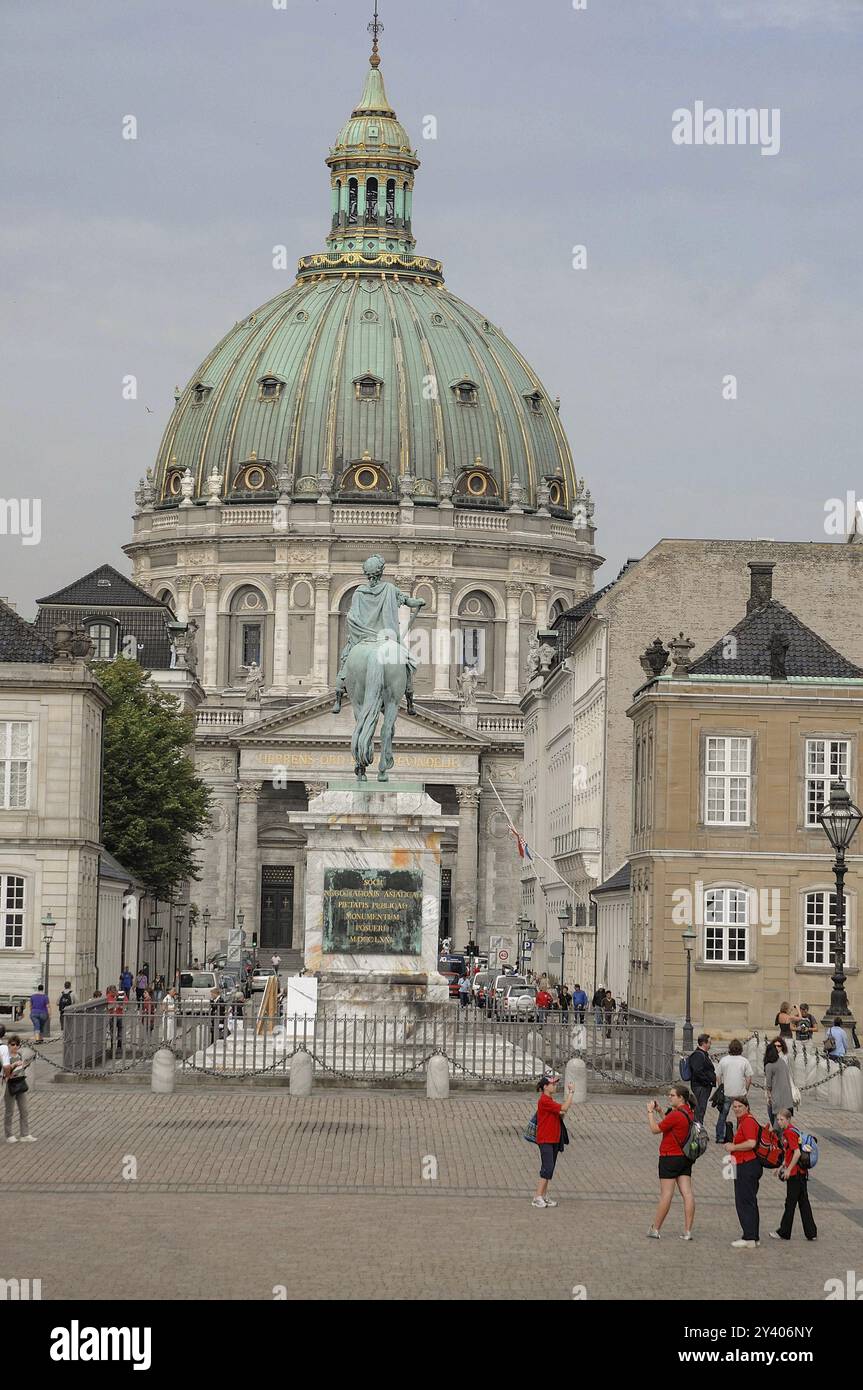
[2,1079,862,1300]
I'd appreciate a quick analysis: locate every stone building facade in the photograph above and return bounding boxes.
[521,539,863,993]
[627,562,863,1031]
[0,601,109,1003]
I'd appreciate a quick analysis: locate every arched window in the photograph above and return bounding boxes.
[457,591,495,691]
[229,586,267,684]
[348,178,358,225]
[366,177,378,224]
[87,622,115,660]
[385,178,395,225]
[334,179,342,228]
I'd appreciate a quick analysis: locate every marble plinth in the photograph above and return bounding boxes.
[288,787,456,1022]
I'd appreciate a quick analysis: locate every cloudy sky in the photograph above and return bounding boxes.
[2,0,862,615]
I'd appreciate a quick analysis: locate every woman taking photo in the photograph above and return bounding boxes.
[532,1070,574,1208]
[646,1084,695,1240]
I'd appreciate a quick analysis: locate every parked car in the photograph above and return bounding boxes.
[179,970,221,1007]
[440,970,461,999]
[251,966,278,993]
[486,973,527,1013]
[495,983,538,1021]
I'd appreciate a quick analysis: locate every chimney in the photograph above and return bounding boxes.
[746,561,774,615]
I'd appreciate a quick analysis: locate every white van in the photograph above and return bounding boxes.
[179,970,220,1007]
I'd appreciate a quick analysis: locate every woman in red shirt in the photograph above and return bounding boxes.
[646,1084,696,1240]
[724,1096,762,1247]
[532,1071,575,1208]
[771,1109,817,1242]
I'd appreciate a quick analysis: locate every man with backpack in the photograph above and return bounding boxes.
[684,1034,716,1123]
[57,982,74,1032]
[769,1109,818,1242]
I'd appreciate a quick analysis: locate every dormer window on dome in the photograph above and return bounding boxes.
[258,375,285,402]
[456,458,500,505]
[232,455,277,495]
[525,390,544,414]
[354,372,383,402]
[339,453,394,498]
[452,379,479,407]
[191,381,213,405]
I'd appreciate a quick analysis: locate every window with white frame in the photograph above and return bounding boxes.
[803,890,847,966]
[87,622,115,660]
[704,736,751,825]
[0,722,31,810]
[805,739,850,827]
[1,874,25,948]
[704,887,749,963]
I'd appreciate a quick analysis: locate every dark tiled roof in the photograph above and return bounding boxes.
[690,600,863,679]
[0,599,54,664]
[553,560,639,658]
[37,564,164,608]
[100,849,144,888]
[593,862,631,895]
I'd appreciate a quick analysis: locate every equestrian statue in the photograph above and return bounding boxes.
[332,556,425,781]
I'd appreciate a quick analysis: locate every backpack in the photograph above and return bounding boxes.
[797,1133,819,1170]
[523,1112,538,1144]
[678,1055,692,1081]
[58,990,73,1010]
[681,1116,709,1162]
[756,1124,783,1169]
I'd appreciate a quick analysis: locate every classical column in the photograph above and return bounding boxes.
[271,573,290,690]
[433,577,454,697]
[202,573,220,689]
[312,574,330,690]
[233,782,262,938]
[174,576,191,624]
[504,582,524,700]
[454,786,481,943]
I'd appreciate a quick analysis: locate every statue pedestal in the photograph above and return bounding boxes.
[288,786,456,1024]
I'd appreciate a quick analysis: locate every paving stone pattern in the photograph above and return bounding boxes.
[2,1080,862,1301]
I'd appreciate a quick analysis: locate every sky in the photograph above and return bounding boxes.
[2,0,862,616]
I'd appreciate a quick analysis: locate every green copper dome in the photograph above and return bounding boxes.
[151,44,579,516]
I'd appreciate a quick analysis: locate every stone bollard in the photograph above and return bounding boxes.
[803,1048,820,1097]
[818,1060,843,1107]
[841,1064,863,1113]
[743,1036,759,1071]
[290,1049,314,1096]
[426,1053,450,1099]
[565,1056,587,1104]
[792,1047,808,1091]
[151,1048,176,1094]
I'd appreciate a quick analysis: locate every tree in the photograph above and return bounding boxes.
[95,659,211,898]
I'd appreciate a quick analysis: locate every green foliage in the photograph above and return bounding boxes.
[95,659,211,898]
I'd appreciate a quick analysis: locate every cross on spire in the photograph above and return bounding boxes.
[368,2,383,67]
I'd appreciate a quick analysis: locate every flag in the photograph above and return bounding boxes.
[510,826,533,861]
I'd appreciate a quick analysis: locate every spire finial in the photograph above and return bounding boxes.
[368,2,383,67]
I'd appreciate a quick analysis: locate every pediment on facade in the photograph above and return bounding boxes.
[230,694,492,750]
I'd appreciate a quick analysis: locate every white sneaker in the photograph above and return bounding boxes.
[5,1135,17,1143]
[680,1231,693,1241]
[544,1198,558,1208]
[19,1135,36,1143]
[731,1238,759,1248]
[531,1197,547,1208]
[768,1231,782,1240]
[647,1227,661,1239]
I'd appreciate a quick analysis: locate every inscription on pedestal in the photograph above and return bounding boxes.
[323,868,423,955]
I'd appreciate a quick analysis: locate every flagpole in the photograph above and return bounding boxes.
[486,778,578,902]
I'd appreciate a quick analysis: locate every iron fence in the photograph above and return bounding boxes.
[60,1000,674,1086]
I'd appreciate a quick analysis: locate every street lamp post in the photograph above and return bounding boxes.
[41,911,56,1036]
[682,925,696,1052]
[174,913,183,991]
[818,778,861,1029]
[202,908,211,968]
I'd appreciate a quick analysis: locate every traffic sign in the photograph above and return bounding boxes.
[523,940,533,955]
[498,948,509,963]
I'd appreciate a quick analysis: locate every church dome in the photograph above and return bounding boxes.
[151,44,581,518]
